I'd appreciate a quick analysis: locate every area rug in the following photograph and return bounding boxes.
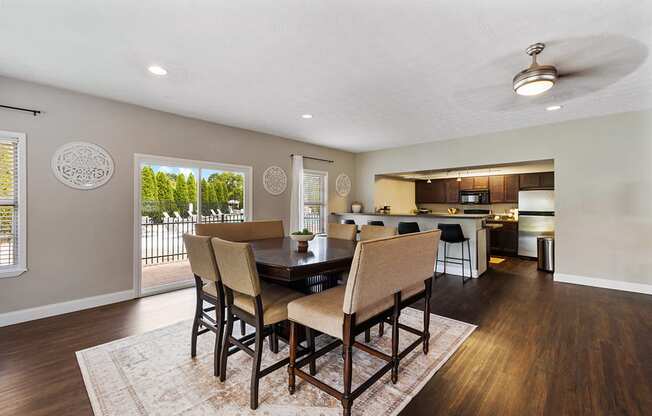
[76,308,475,415]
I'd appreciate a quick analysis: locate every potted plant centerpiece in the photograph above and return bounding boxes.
[290,228,315,252]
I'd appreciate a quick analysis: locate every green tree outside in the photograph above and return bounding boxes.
[174,173,189,216]
[186,172,197,213]
[156,171,174,215]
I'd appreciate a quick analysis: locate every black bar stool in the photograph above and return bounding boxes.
[436,223,472,284]
[397,221,420,234]
[368,220,384,226]
[343,219,356,224]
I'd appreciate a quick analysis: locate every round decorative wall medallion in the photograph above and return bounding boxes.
[336,173,352,197]
[262,166,288,195]
[51,141,114,190]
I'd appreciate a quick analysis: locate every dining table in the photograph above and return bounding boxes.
[248,235,357,293]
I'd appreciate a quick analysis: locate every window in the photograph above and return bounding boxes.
[0,131,26,278]
[134,154,252,296]
[303,170,327,234]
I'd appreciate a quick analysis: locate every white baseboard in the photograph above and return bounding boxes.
[435,263,479,278]
[0,290,134,328]
[554,273,652,295]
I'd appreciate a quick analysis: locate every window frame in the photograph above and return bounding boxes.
[302,169,328,234]
[133,153,253,297]
[0,130,27,279]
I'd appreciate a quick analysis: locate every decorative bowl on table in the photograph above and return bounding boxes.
[290,229,315,252]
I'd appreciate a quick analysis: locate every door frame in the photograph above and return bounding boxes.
[133,153,253,298]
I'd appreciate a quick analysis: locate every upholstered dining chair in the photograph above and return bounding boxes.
[359,224,397,241]
[183,234,233,377]
[196,219,284,241]
[211,237,308,410]
[196,220,285,338]
[328,223,357,241]
[287,230,441,416]
[358,224,398,340]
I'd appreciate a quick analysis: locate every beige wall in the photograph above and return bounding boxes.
[0,76,355,314]
[356,110,652,287]
[373,177,416,214]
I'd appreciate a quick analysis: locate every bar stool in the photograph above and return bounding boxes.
[436,223,472,284]
[397,222,420,235]
[343,219,356,225]
[368,220,384,226]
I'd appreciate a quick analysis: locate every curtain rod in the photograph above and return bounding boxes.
[290,154,334,163]
[0,104,41,116]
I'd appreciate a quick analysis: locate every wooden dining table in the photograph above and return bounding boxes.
[248,236,357,293]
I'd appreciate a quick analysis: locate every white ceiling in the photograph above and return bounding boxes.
[1,1,651,153]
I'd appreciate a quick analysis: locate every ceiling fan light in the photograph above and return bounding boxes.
[515,79,554,96]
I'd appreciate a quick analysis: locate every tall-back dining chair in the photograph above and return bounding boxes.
[183,234,229,377]
[328,223,357,241]
[211,237,306,410]
[287,230,441,416]
[196,220,284,335]
[359,224,397,241]
[358,224,398,340]
[196,220,284,241]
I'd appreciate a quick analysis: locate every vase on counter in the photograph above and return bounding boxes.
[351,202,362,213]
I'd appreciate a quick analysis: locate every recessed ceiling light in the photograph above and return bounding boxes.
[546,105,562,111]
[148,65,167,76]
[301,114,313,119]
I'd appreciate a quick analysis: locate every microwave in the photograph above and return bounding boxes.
[460,190,490,205]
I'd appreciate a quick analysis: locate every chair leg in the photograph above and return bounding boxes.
[306,327,316,375]
[378,322,385,337]
[214,305,224,377]
[461,241,465,285]
[391,294,400,384]
[240,319,246,335]
[250,321,264,410]
[288,321,297,395]
[423,282,432,354]
[219,309,234,382]
[342,342,353,416]
[190,294,201,358]
[270,323,279,354]
[364,328,371,343]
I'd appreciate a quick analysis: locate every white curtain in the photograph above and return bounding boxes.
[289,155,304,234]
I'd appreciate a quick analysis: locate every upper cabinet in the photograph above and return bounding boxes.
[445,179,459,203]
[519,172,554,190]
[473,176,489,189]
[415,179,457,204]
[459,176,488,190]
[489,174,519,203]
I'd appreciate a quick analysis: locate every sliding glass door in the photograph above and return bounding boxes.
[135,155,252,296]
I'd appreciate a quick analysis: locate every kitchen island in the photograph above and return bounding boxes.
[332,212,488,278]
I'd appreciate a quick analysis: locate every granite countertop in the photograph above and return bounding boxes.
[333,212,489,219]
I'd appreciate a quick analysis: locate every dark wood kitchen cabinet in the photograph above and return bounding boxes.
[519,172,554,190]
[488,221,518,256]
[445,179,460,203]
[473,176,489,189]
[459,177,474,190]
[504,174,519,202]
[489,175,505,203]
[415,179,446,203]
[460,176,488,190]
[490,174,519,203]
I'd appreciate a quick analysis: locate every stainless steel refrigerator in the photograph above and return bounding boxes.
[518,190,554,258]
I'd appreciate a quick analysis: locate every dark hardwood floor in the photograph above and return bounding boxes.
[1,259,651,415]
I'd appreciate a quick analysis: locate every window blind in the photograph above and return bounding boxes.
[303,172,322,204]
[0,139,19,267]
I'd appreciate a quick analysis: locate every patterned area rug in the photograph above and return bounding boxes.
[77,308,476,415]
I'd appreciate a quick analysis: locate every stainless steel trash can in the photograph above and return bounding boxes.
[537,236,554,272]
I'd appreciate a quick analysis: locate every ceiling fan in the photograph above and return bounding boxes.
[455,35,648,112]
